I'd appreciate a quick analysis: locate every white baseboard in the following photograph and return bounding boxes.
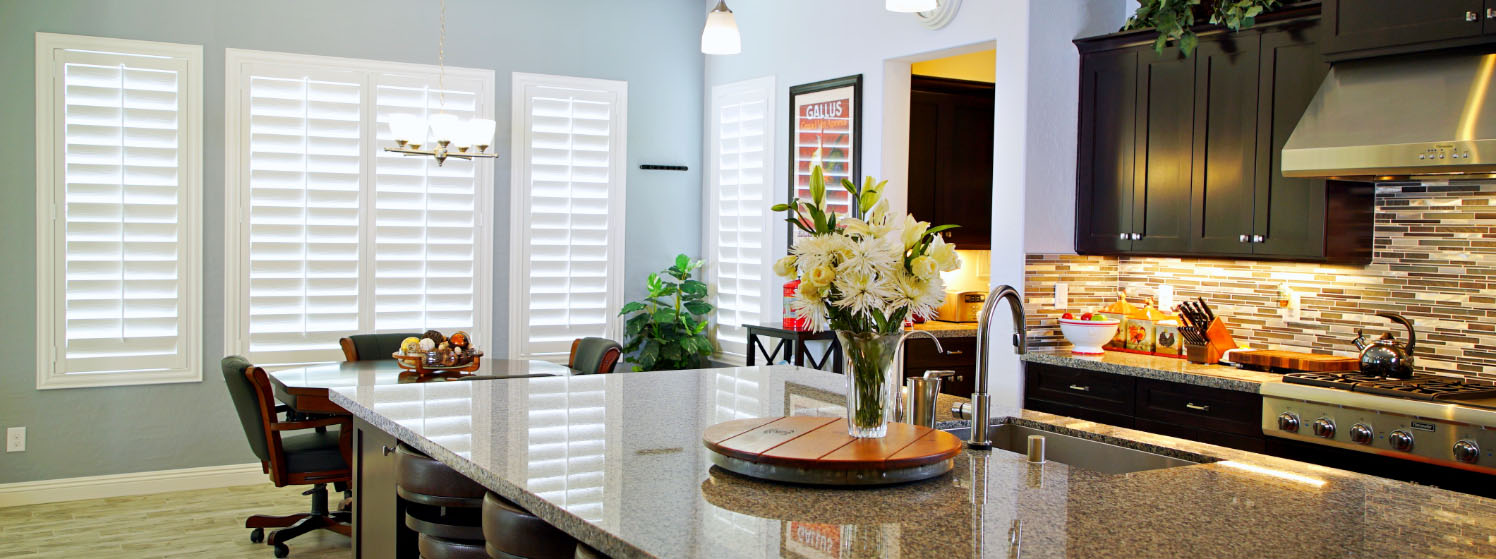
[0,462,265,508]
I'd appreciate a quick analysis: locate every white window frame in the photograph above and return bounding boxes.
[507,72,629,362]
[704,77,778,365]
[223,48,495,365]
[34,33,204,389]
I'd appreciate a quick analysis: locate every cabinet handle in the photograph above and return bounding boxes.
[1186,402,1211,412]
[382,445,395,456]
[1251,234,1265,243]
[1488,8,1496,19]
[946,350,964,355]
[1118,233,1129,240]
[1469,10,1480,22]
[1068,384,1091,392]
[1130,233,1142,240]
[1239,234,1249,243]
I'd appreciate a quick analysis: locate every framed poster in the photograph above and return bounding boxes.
[787,75,862,245]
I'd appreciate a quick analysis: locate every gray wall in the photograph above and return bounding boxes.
[0,0,704,483]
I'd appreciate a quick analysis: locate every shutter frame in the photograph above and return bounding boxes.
[35,33,204,389]
[706,77,778,361]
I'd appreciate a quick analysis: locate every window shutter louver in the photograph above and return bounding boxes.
[707,78,776,360]
[511,75,628,361]
[37,34,203,388]
[227,50,493,366]
[525,376,607,523]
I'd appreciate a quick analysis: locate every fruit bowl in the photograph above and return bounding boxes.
[1059,317,1121,355]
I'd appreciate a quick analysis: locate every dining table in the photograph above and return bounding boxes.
[267,359,573,415]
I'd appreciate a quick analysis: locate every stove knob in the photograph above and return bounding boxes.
[1454,440,1480,464]
[1278,412,1300,433]
[1349,424,1374,445]
[1389,430,1415,452]
[1312,418,1336,439]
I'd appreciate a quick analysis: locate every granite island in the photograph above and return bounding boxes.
[330,365,1496,559]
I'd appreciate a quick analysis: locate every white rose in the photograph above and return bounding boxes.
[773,255,798,278]
[901,215,931,250]
[807,265,836,286]
[911,255,939,280]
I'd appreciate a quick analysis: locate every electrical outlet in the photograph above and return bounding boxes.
[1158,284,1174,310]
[6,427,23,452]
[1054,283,1069,309]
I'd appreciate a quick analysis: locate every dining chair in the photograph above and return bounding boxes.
[339,332,423,361]
[569,337,623,375]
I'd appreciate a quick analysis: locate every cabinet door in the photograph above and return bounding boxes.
[1323,0,1484,56]
[354,419,411,559]
[1075,48,1139,254]
[1253,25,1332,258]
[1131,51,1195,254]
[906,91,940,232]
[1189,35,1260,256]
[943,96,994,249]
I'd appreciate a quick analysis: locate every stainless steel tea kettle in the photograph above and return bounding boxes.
[1351,312,1417,379]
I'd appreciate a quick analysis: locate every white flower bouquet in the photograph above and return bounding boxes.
[771,156,962,437]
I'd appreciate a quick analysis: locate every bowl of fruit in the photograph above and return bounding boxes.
[1058,312,1121,355]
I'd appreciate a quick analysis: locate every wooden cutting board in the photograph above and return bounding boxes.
[703,416,963,472]
[1232,350,1359,372]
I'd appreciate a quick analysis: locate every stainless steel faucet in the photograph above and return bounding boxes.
[967,284,1027,449]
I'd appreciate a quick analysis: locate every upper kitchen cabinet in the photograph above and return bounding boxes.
[1074,6,1374,262]
[907,76,994,249]
[1322,0,1495,60]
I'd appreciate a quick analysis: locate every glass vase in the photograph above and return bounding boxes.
[834,330,903,438]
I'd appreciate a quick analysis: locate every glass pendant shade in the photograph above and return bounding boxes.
[701,1,741,55]
[460,118,496,149]
[886,0,936,12]
[389,113,429,143]
[428,114,462,144]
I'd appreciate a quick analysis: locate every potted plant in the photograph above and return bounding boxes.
[1125,0,1283,56]
[770,153,961,438]
[618,254,715,371]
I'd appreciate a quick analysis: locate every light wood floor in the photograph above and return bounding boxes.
[0,484,351,558]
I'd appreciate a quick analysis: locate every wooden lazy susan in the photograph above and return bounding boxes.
[702,416,964,486]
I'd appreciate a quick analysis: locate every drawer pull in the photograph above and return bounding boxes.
[1068,384,1091,392]
[1185,403,1210,412]
[382,445,395,456]
[946,350,965,355]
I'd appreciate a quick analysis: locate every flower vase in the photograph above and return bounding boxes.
[834,330,903,438]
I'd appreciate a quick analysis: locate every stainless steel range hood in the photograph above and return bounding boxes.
[1283,53,1496,180]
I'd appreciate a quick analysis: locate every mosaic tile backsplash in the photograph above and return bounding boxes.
[1026,183,1496,380]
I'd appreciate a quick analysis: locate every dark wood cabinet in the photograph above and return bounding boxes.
[901,336,976,397]
[353,418,414,559]
[1322,0,1488,60]
[907,76,994,249]
[1076,48,1140,254]
[1074,9,1373,262]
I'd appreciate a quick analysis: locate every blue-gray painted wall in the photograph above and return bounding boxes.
[0,0,704,483]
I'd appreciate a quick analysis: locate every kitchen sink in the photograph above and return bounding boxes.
[942,423,1207,474]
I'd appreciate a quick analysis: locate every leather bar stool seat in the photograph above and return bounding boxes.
[419,533,490,559]
[397,443,487,541]
[482,492,578,559]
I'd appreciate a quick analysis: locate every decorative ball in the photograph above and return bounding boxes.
[400,337,422,355]
[419,338,436,352]
[449,331,470,349]
[423,330,446,345]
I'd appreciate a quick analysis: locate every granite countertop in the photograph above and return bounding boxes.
[1021,349,1283,393]
[331,365,1496,559]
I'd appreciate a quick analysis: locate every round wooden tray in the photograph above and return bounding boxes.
[701,416,962,486]
[392,351,483,375]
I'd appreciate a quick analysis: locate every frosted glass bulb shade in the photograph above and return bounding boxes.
[701,9,741,55]
[461,118,496,149]
[428,114,462,144]
[886,0,936,12]
[389,114,428,143]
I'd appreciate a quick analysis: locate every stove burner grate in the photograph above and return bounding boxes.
[1282,372,1496,402]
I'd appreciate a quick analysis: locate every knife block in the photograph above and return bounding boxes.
[1184,317,1238,365]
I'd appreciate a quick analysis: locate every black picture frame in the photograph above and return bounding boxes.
[786,75,862,248]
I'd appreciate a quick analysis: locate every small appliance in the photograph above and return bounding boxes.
[937,291,986,323]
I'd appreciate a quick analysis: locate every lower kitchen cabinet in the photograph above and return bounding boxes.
[902,336,976,397]
[353,417,416,559]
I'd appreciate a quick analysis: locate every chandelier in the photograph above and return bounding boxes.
[385,0,496,166]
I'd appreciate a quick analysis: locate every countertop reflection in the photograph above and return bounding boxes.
[330,365,1496,559]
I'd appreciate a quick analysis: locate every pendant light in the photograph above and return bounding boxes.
[886,0,937,12]
[384,0,497,166]
[701,0,741,55]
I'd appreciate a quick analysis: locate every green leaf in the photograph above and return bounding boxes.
[923,224,960,240]
[684,300,713,316]
[841,177,859,199]
[680,280,708,298]
[786,217,814,234]
[646,273,664,297]
[661,343,682,361]
[675,254,690,272]
[652,308,677,324]
[618,301,646,316]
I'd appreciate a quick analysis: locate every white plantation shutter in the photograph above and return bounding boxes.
[510,74,628,361]
[524,376,607,523]
[706,78,776,360]
[35,34,203,389]
[226,50,493,365]
[244,70,364,364]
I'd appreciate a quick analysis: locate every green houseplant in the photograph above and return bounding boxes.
[618,254,715,371]
[1125,0,1282,56]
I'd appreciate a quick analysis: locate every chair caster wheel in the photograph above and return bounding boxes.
[273,543,289,558]
[249,528,264,543]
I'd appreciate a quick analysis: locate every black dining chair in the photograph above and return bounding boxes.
[339,332,423,361]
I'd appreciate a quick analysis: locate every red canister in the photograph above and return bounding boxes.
[783,280,808,330]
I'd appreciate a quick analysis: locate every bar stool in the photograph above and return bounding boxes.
[482,492,578,559]
[396,444,487,557]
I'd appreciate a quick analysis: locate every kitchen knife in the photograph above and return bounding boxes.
[1198,298,1215,321]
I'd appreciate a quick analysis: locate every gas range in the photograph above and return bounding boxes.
[1262,372,1496,474]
